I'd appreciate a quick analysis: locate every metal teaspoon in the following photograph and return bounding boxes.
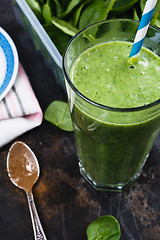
[7,141,47,240]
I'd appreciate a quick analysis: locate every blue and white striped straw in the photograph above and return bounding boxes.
[129,0,157,59]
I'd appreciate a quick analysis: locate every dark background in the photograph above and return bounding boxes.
[0,0,160,239]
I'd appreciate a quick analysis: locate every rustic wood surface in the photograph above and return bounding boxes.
[0,1,160,239]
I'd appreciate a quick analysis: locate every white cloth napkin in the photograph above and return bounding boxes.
[0,64,43,148]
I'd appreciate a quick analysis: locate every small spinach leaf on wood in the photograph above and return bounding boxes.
[44,100,73,132]
[87,215,121,240]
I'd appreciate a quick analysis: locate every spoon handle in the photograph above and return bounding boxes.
[27,192,47,240]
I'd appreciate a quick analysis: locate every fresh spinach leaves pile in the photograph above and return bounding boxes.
[26,0,160,55]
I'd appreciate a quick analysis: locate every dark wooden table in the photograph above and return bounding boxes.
[0,1,160,239]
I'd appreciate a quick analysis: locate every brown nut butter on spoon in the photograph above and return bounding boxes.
[7,141,47,240]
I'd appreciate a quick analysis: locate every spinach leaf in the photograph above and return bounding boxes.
[25,0,43,22]
[79,0,114,30]
[44,100,73,132]
[87,215,121,240]
[42,1,52,23]
[133,8,139,21]
[59,0,83,18]
[69,3,85,27]
[112,0,139,14]
[51,17,79,36]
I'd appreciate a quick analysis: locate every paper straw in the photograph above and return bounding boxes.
[129,0,157,59]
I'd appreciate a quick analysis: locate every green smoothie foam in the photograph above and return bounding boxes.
[71,41,160,108]
[70,41,160,190]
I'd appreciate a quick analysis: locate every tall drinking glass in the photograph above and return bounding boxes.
[63,19,160,191]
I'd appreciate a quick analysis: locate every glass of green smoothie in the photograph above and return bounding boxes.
[63,19,160,192]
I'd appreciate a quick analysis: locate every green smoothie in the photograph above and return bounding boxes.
[70,41,160,190]
[71,41,160,108]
